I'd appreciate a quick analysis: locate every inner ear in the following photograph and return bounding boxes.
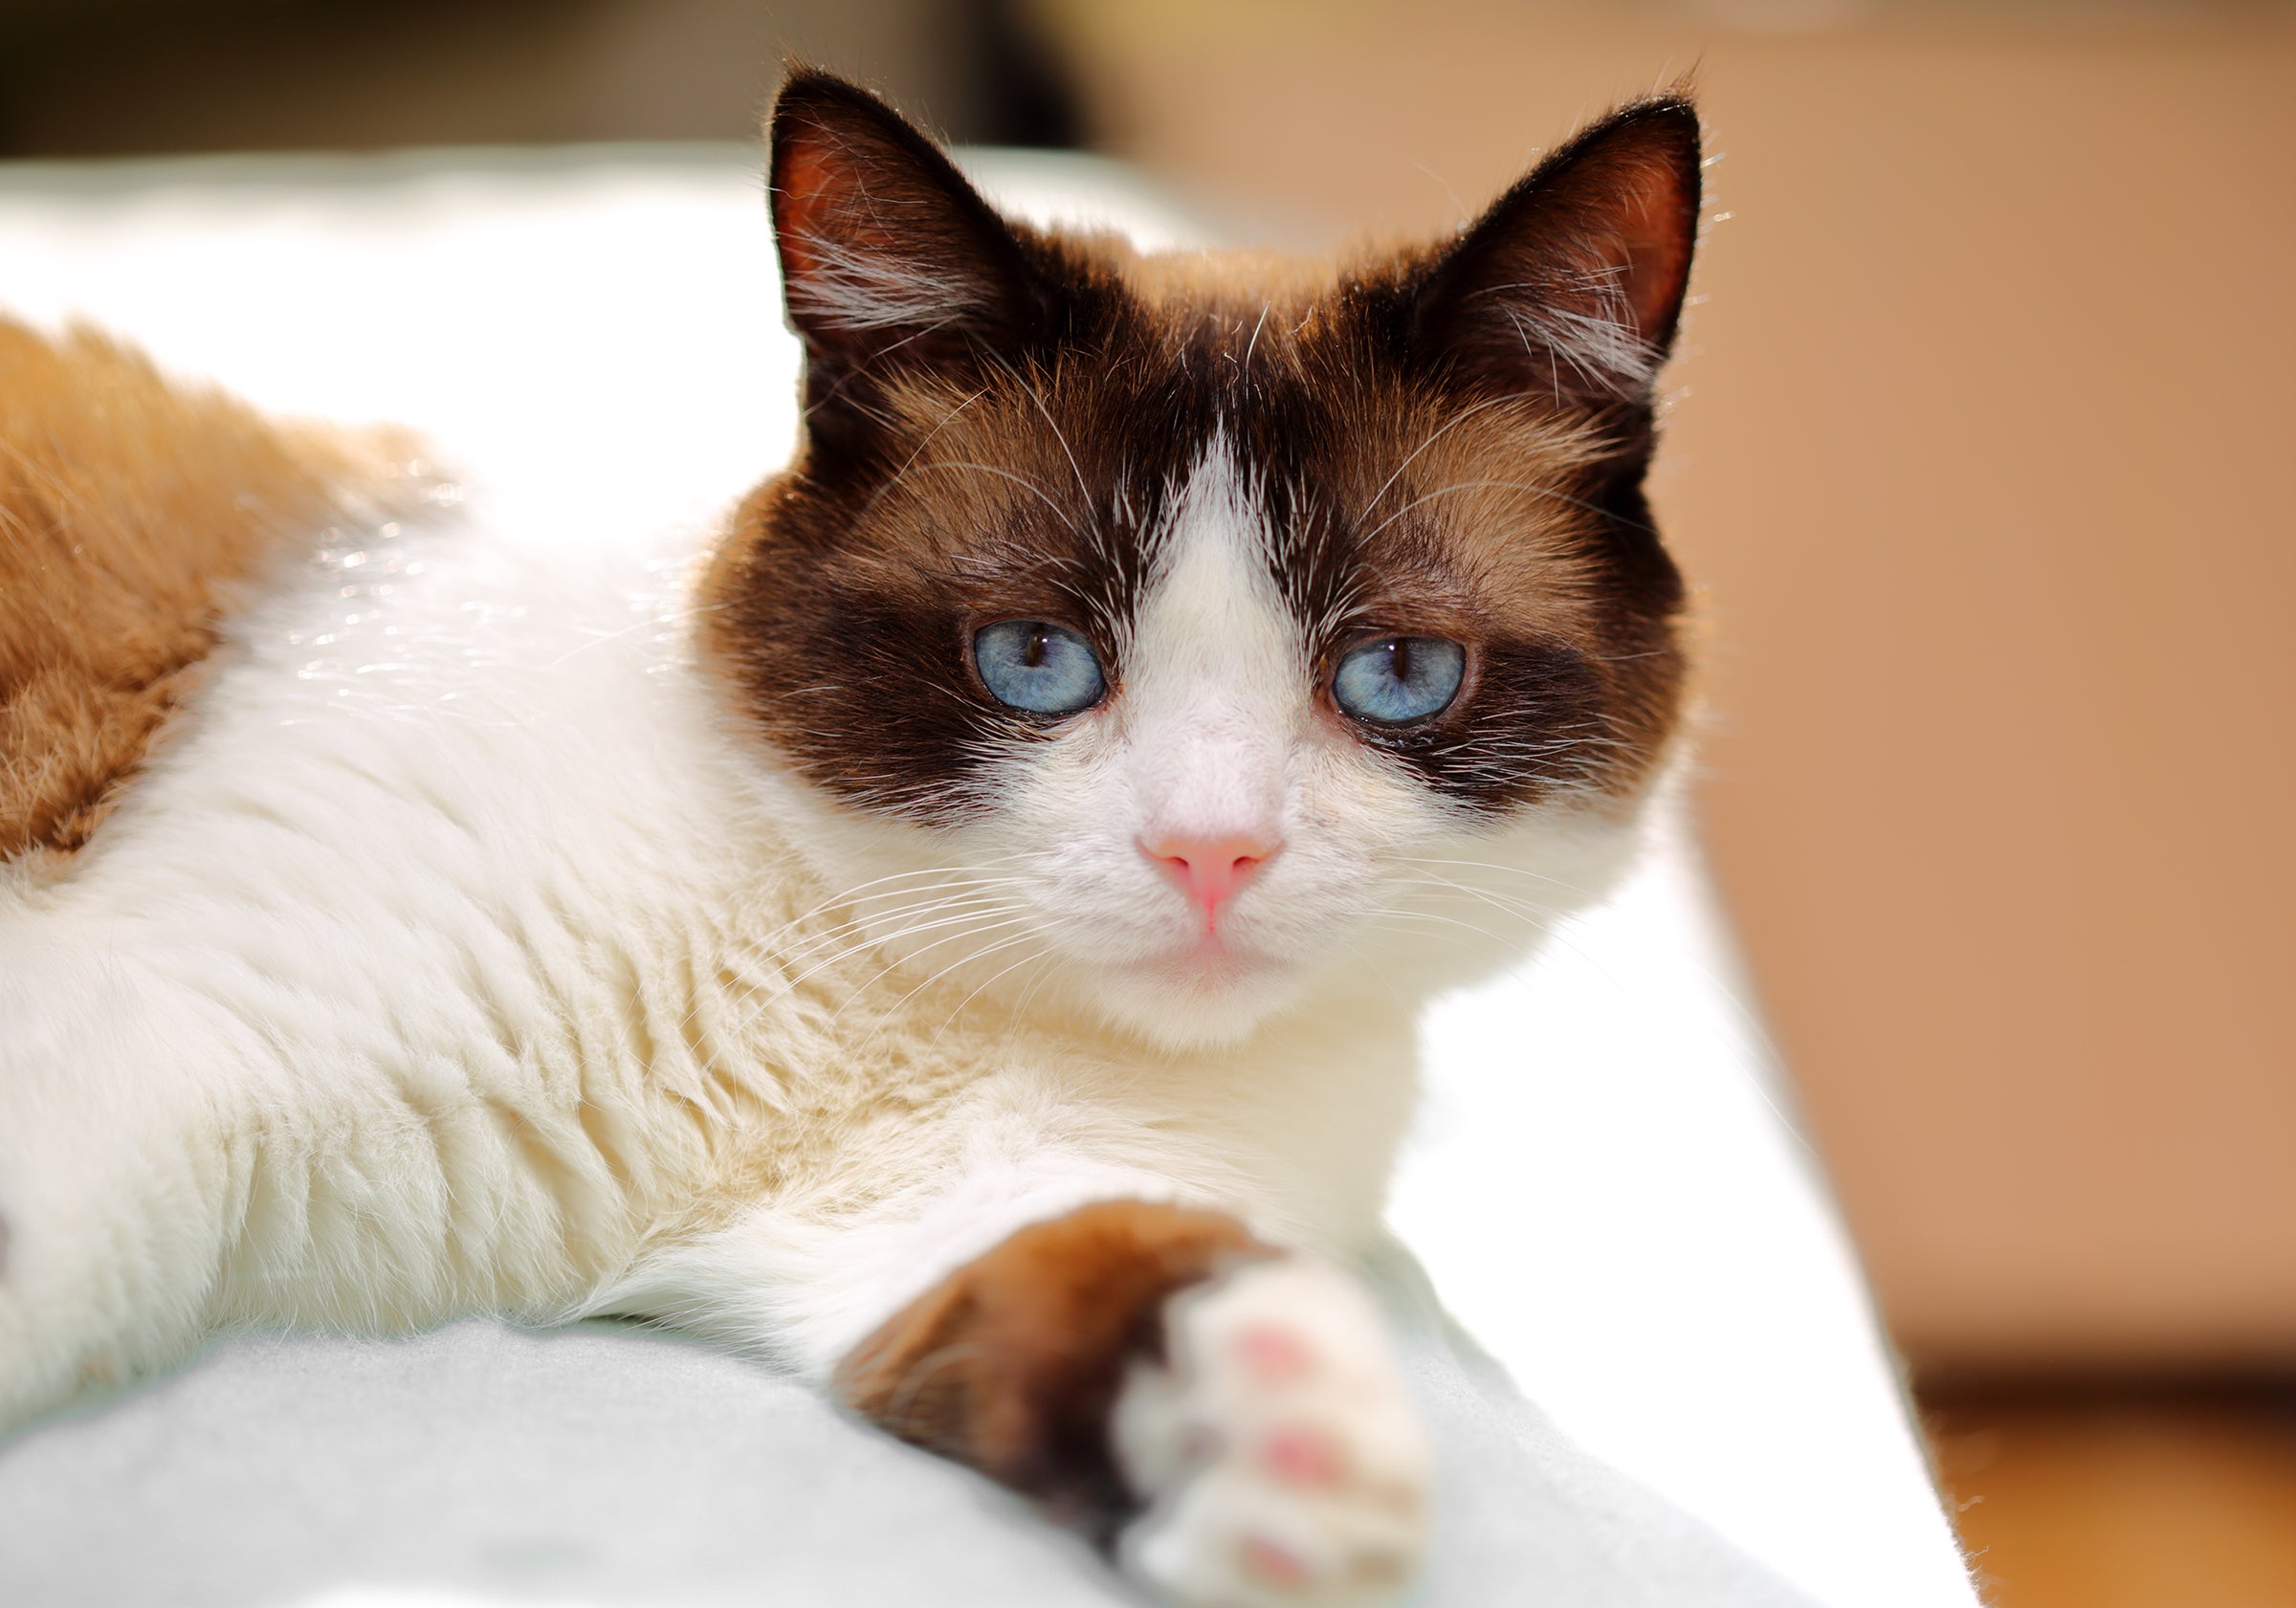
[769,68,1049,436]
[1409,97,1702,410]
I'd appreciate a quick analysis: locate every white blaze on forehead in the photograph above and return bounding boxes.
[1125,444,1300,839]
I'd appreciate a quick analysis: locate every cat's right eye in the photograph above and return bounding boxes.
[972,620,1107,716]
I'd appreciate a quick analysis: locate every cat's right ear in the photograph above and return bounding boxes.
[769,69,1048,446]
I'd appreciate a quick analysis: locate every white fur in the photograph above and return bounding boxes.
[0,447,1651,1466]
[1115,1256,1432,1607]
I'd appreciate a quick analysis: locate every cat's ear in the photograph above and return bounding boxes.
[769,69,1048,438]
[1408,97,1702,410]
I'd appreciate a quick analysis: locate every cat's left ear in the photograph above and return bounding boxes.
[769,68,1049,444]
[1408,97,1702,410]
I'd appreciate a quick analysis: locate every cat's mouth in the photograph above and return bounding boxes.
[1144,930,1281,989]
[1075,919,1324,1048]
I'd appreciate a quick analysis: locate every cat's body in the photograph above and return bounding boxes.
[0,478,1401,1352]
[1,71,1703,1607]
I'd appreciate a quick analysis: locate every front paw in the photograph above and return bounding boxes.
[1112,1257,1431,1608]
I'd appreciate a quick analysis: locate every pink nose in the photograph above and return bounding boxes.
[1143,833,1280,925]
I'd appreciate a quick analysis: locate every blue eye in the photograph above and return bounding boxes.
[1332,635,1466,726]
[972,620,1106,716]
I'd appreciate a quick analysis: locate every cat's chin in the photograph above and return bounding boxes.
[1075,948,1324,1052]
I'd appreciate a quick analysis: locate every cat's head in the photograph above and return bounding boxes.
[705,69,1701,1049]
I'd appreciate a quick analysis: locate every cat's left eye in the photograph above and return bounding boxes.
[1332,635,1467,727]
[972,620,1107,716]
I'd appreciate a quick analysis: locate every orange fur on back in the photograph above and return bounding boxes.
[0,318,424,861]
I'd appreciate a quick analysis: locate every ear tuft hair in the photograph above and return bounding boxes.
[768,68,1046,439]
[1409,96,1703,411]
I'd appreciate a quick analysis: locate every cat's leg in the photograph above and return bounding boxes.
[0,955,245,1428]
[801,1195,1432,1607]
[0,935,610,1430]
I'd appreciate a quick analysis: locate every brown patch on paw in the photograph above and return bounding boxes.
[0,318,427,860]
[833,1199,1273,1542]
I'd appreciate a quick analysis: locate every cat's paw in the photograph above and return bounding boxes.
[1111,1256,1431,1608]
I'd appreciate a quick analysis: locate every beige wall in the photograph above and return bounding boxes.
[1034,0,2296,1372]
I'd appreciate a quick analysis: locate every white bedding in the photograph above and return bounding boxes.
[0,144,1974,1608]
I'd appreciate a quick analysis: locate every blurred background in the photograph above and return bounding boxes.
[3,0,2289,1600]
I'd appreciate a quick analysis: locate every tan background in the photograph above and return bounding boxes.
[1,0,2289,1379]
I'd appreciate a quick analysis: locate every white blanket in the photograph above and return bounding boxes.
[0,144,1972,1608]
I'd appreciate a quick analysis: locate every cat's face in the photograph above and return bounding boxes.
[705,72,1701,1048]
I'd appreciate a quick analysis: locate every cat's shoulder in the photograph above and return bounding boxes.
[0,316,429,861]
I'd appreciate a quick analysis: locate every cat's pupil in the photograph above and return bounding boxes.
[1390,638,1412,684]
[1023,631,1046,670]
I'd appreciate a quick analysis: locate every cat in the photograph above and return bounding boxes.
[0,67,1700,1608]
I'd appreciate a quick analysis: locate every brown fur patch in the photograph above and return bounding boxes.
[0,318,423,861]
[834,1200,1273,1542]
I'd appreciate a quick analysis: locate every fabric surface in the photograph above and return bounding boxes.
[0,1253,1814,1608]
[0,143,1975,1608]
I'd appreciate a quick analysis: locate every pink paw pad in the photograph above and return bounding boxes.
[1261,1424,1345,1487]
[1232,1321,1314,1382]
[1240,1534,1314,1588]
